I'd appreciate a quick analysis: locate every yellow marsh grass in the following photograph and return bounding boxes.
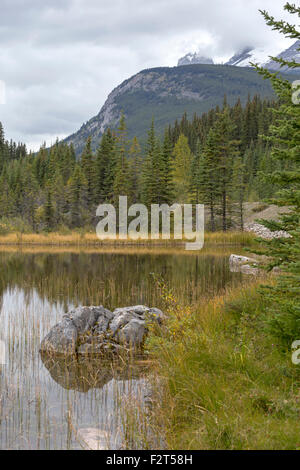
[0,245,244,257]
[0,231,255,247]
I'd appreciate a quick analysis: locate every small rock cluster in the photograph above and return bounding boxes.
[229,254,259,275]
[40,305,165,355]
[244,223,290,240]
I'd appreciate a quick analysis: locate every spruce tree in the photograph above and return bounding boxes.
[81,136,96,212]
[232,156,246,230]
[141,120,161,206]
[190,139,203,204]
[44,191,54,231]
[128,136,142,203]
[251,2,300,344]
[113,114,132,204]
[67,165,88,228]
[216,108,240,231]
[96,129,116,203]
[201,109,239,231]
[200,128,221,231]
[0,122,5,173]
[172,133,193,204]
[160,130,174,204]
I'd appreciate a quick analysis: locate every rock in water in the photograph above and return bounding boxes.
[68,305,114,334]
[40,306,110,355]
[229,254,259,275]
[77,428,110,450]
[115,318,146,345]
[40,305,165,355]
[229,254,258,266]
[40,317,78,355]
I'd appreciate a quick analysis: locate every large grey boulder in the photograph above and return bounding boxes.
[110,305,164,346]
[67,306,114,334]
[40,306,111,355]
[114,318,146,345]
[110,305,164,342]
[40,317,78,355]
[40,305,165,356]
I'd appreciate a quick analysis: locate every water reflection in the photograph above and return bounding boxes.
[0,248,243,309]
[40,353,148,393]
[0,248,244,449]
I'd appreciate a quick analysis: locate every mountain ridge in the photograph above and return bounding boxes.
[64,64,277,154]
[177,40,300,70]
[64,41,300,155]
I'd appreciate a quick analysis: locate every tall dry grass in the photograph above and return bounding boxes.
[0,231,255,247]
[144,278,300,450]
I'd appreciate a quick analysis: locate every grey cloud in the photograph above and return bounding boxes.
[0,0,293,149]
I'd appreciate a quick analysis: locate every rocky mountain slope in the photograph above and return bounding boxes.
[264,40,300,72]
[64,64,275,154]
[64,41,299,155]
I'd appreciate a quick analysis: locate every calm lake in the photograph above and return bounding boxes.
[0,247,245,449]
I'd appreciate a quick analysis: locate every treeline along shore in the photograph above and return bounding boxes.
[0,92,283,235]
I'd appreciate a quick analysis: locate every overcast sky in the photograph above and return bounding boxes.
[0,0,294,150]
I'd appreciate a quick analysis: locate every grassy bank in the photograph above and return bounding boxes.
[0,231,255,247]
[146,280,300,450]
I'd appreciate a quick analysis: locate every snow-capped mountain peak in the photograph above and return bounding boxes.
[263,40,300,72]
[177,40,300,74]
[225,41,300,71]
[225,46,273,67]
[177,52,214,66]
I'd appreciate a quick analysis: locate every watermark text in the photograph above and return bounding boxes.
[0,81,6,105]
[0,340,6,365]
[96,196,204,251]
[291,340,300,365]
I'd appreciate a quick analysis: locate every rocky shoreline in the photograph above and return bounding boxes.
[244,222,290,240]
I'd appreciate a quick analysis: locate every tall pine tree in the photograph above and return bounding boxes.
[251,2,300,344]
